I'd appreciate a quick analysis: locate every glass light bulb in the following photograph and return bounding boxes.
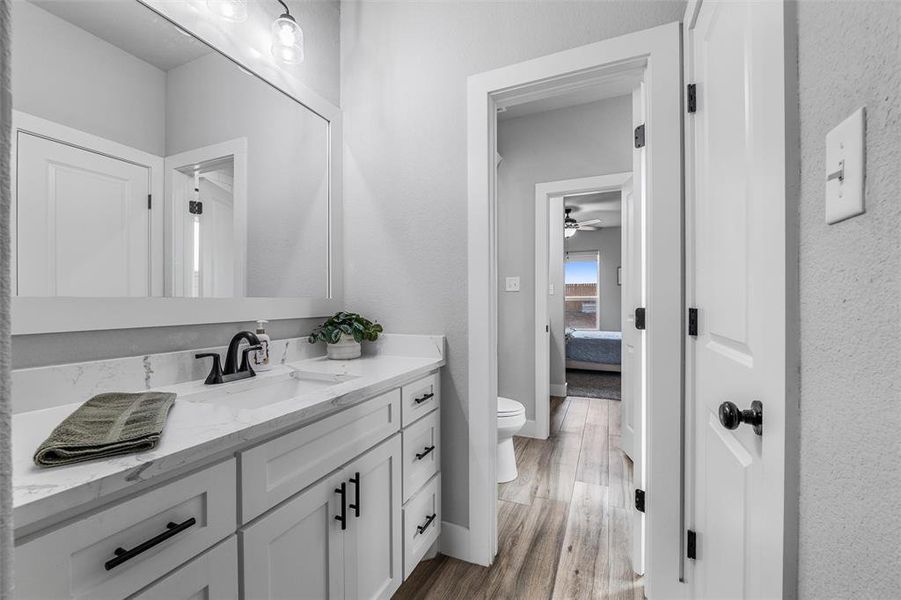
[271,15,304,64]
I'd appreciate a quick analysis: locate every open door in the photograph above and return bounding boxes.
[685,1,796,597]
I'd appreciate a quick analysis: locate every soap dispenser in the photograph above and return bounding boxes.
[253,320,272,371]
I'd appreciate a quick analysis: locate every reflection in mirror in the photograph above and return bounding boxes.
[11,0,330,299]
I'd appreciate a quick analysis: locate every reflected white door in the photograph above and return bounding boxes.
[16,133,150,296]
[687,1,790,598]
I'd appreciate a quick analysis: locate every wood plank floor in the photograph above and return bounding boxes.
[394,396,643,600]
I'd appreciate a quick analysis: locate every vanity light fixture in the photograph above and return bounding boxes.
[207,0,248,23]
[271,0,304,64]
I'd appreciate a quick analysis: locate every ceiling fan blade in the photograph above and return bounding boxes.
[577,219,602,226]
[579,225,599,231]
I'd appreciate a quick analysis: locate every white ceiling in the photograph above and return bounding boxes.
[565,190,622,228]
[498,82,633,121]
[31,0,212,71]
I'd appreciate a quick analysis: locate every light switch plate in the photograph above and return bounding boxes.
[825,107,866,224]
[505,277,520,292]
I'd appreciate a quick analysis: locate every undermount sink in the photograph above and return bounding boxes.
[182,370,358,410]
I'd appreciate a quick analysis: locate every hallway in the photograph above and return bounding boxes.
[394,396,642,599]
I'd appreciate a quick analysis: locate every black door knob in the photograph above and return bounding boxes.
[718,400,763,436]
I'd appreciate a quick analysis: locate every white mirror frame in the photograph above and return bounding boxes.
[11,0,343,335]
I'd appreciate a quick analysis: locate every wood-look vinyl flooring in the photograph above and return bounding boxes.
[393,396,644,600]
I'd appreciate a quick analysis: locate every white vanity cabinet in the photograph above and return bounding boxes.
[14,368,442,600]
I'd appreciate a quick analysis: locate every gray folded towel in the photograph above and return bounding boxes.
[34,391,177,467]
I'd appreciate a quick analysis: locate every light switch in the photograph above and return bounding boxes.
[825,107,866,224]
[505,277,520,292]
[548,283,555,295]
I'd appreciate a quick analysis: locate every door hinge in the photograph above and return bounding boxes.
[147,194,152,210]
[546,325,549,333]
[635,307,646,330]
[634,489,646,513]
[688,307,699,337]
[687,83,697,113]
[634,124,646,148]
[686,529,697,559]
[189,200,203,215]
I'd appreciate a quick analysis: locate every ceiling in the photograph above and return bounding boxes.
[499,83,632,121]
[31,0,212,71]
[564,190,622,228]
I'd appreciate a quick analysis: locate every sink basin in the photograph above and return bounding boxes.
[182,370,358,410]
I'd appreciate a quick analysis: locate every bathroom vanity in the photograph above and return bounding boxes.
[11,335,444,599]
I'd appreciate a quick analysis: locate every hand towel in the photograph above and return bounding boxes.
[34,392,176,467]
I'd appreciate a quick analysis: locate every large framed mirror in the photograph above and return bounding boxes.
[10,0,342,334]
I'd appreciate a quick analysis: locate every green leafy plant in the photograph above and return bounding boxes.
[308,312,384,345]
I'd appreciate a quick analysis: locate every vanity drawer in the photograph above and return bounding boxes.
[15,459,236,600]
[402,474,441,579]
[401,372,439,427]
[402,409,440,501]
[129,536,238,600]
[240,389,400,523]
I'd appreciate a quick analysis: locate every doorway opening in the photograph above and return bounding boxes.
[465,22,684,599]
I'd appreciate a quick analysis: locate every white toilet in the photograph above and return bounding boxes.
[497,396,527,483]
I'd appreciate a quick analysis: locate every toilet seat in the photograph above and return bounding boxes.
[498,396,525,417]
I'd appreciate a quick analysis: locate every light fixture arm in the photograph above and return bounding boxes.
[276,0,291,18]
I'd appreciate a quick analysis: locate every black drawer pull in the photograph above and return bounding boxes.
[104,517,196,571]
[335,482,347,530]
[416,513,437,534]
[414,392,434,405]
[348,472,361,518]
[415,445,436,461]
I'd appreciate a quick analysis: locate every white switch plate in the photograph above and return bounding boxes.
[505,277,520,292]
[548,283,555,295]
[825,107,866,224]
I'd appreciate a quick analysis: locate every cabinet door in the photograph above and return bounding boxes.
[130,537,238,600]
[241,472,346,600]
[343,435,403,600]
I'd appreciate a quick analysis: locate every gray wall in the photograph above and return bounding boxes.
[565,227,622,332]
[166,52,330,298]
[11,0,341,370]
[1,0,12,593]
[796,1,901,597]
[496,97,631,423]
[340,2,685,527]
[11,0,167,155]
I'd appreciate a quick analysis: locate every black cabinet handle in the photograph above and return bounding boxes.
[104,517,196,571]
[335,482,347,530]
[415,445,436,461]
[414,392,434,405]
[416,513,437,535]
[348,472,361,518]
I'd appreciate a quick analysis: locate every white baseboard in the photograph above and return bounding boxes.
[438,521,471,561]
[550,382,568,397]
[518,419,541,439]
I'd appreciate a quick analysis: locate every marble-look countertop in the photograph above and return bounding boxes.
[12,340,444,532]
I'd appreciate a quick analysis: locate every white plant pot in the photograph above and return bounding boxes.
[327,334,362,360]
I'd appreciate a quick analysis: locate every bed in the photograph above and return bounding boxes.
[565,329,622,372]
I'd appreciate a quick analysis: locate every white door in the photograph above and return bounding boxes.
[131,537,238,600]
[241,471,346,600]
[343,437,403,600]
[687,1,791,598]
[16,132,151,297]
[197,175,236,298]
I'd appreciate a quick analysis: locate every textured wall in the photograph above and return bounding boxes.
[497,97,631,422]
[11,0,341,370]
[340,0,685,527]
[0,0,12,594]
[797,1,901,597]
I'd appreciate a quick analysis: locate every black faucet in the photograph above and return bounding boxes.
[195,331,262,385]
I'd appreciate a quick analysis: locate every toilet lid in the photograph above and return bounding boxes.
[498,396,525,416]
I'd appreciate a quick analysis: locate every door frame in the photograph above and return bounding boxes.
[533,172,631,440]
[10,110,165,296]
[164,138,248,298]
[465,22,684,598]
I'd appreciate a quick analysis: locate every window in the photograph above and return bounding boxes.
[564,250,600,330]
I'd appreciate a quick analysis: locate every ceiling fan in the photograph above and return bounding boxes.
[564,208,601,238]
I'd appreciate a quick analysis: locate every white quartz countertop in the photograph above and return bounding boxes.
[12,349,444,531]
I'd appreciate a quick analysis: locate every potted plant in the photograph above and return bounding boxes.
[308,312,384,360]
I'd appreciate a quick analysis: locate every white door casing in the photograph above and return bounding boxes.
[685,0,799,597]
